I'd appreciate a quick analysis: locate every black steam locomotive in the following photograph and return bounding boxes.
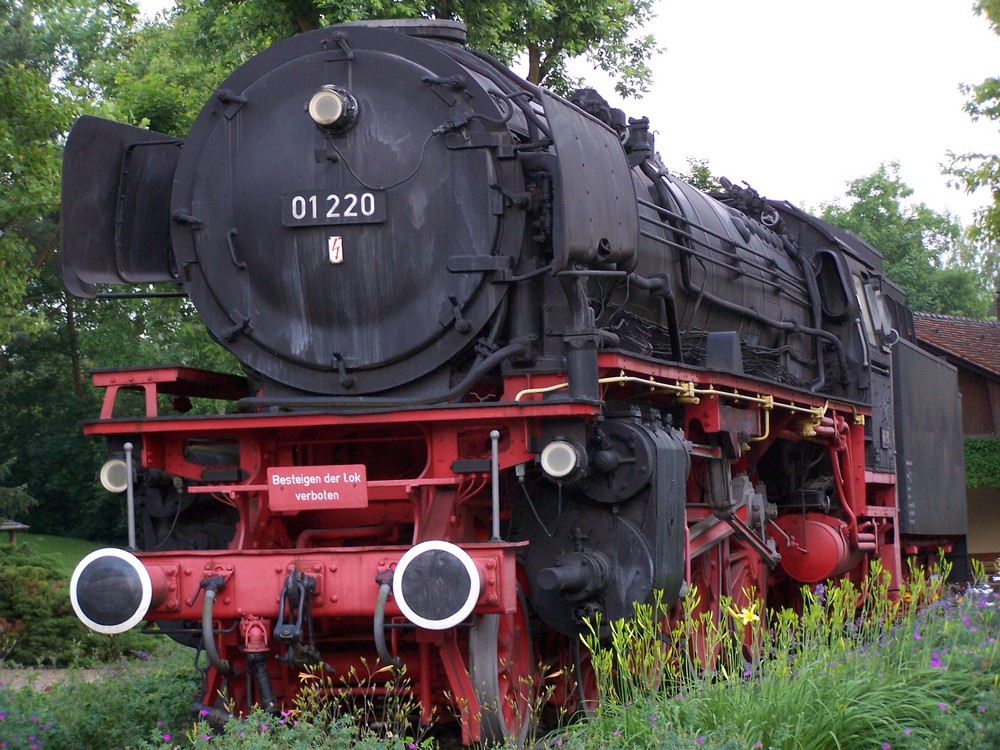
[62,20,966,743]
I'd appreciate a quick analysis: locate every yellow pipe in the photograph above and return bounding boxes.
[515,373,828,420]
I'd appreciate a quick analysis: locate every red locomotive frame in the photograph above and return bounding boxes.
[83,351,905,743]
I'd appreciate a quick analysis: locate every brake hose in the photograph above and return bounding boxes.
[202,584,231,675]
[374,580,402,669]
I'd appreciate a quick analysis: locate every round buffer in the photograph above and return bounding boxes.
[393,541,481,630]
[70,548,153,635]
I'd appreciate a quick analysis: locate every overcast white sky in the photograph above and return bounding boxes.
[139,0,998,224]
[615,1,1000,224]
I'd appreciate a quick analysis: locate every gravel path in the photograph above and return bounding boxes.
[1,666,108,691]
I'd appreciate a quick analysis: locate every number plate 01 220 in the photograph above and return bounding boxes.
[282,189,386,227]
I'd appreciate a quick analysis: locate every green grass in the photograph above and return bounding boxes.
[562,559,1000,749]
[13,532,104,577]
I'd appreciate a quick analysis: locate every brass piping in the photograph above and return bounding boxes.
[749,395,773,443]
[515,372,830,421]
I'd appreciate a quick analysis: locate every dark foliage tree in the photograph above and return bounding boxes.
[170,0,657,97]
[822,164,990,318]
[1,1,232,541]
[944,0,1000,290]
[1,0,142,335]
[678,157,721,192]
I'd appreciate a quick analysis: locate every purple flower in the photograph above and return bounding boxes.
[904,728,912,736]
[882,743,891,750]
[162,733,172,741]
[200,709,209,717]
[938,702,949,711]
[695,738,705,745]
[612,730,622,736]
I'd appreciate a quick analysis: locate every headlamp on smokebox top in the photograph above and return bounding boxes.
[308,85,358,132]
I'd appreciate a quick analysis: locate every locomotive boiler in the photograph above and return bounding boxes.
[62,19,966,743]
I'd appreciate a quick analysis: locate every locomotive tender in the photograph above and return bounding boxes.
[63,19,966,743]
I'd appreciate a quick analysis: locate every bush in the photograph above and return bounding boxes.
[138,707,362,750]
[0,647,199,749]
[0,542,156,666]
[137,664,432,750]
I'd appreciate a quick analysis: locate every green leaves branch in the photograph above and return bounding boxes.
[944,1,1000,274]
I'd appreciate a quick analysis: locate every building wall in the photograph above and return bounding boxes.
[916,340,1000,572]
[957,369,999,437]
[956,367,1000,569]
[967,485,1000,566]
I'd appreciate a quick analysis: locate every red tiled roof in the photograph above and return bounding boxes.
[914,312,1000,378]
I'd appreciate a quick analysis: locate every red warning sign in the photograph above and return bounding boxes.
[267,464,368,513]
